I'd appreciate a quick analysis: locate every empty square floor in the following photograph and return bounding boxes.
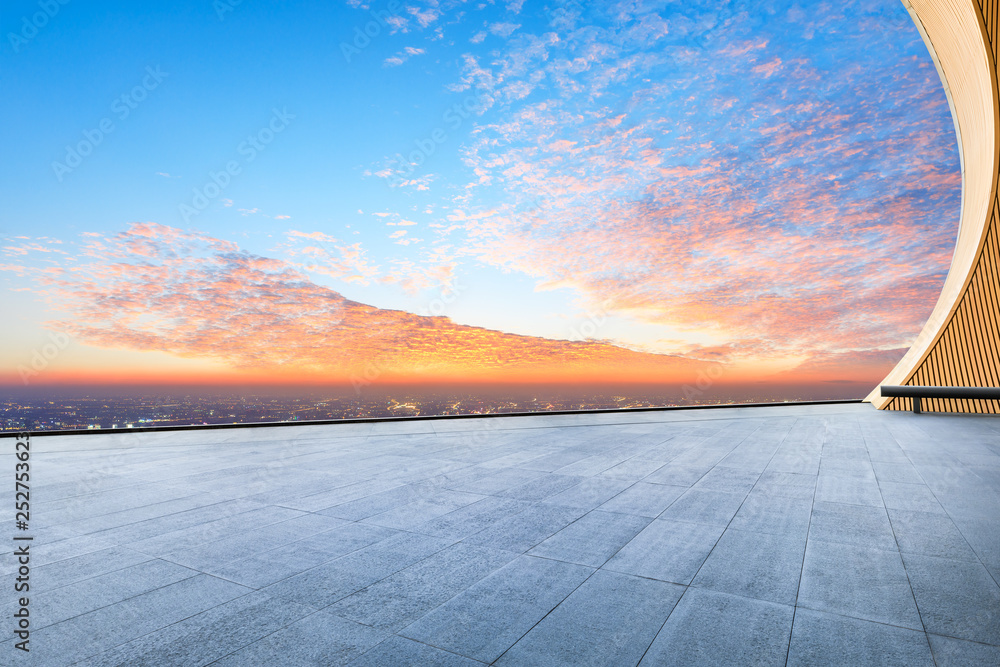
[3,402,999,665]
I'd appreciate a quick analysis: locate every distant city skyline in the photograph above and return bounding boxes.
[2,0,960,397]
[1,383,868,433]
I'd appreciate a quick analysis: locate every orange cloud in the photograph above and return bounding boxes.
[39,224,719,386]
[444,27,960,371]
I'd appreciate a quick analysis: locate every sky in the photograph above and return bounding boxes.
[0,0,962,396]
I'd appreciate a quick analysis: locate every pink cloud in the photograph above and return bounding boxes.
[40,223,718,384]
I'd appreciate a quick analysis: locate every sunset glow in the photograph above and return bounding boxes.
[2,0,960,406]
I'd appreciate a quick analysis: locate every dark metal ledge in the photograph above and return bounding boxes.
[1,399,863,438]
[880,385,1000,414]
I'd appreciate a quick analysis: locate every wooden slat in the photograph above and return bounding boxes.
[877,0,1000,414]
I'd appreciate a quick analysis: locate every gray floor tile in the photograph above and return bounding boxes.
[203,521,399,588]
[753,471,817,499]
[872,461,924,484]
[400,555,593,663]
[605,518,724,584]
[159,513,349,570]
[692,527,806,605]
[786,608,934,666]
[798,540,922,630]
[322,483,444,521]
[719,446,777,473]
[542,477,634,510]
[598,457,666,481]
[643,464,709,487]
[418,497,534,539]
[952,515,1000,577]
[448,467,546,495]
[82,498,270,546]
[528,510,650,567]
[496,570,683,666]
[127,505,305,556]
[298,479,407,513]
[693,466,760,493]
[212,609,387,666]
[348,636,485,666]
[4,559,195,631]
[552,454,623,477]
[19,575,251,666]
[659,488,747,526]
[461,503,587,553]
[639,588,793,666]
[878,481,945,513]
[765,453,820,476]
[329,543,518,631]
[206,542,352,589]
[33,546,152,593]
[902,553,1000,645]
[928,634,1000,666]
[517,450,591,473]
[497,474,585,502]
[815,475,884,507]
[820,457,875,479]
[807,501,896,550]
[729,494,812,536]
[8,534,115,571]
[290,521,398,555]
[260,532,453,608]
[8,404,997,666]
[77,590,316,666]
[363,490,486,530]
[888,509,979,560]
[597,482,686,517]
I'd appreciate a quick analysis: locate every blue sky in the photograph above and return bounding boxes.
[0,0,962,389]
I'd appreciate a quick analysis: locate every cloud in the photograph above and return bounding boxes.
[489,22,520,38]
[408,7,439,28]
[4,237,71,258]
[287,230,338,243]
[432,0,960,371]
[384,45,427,67]
[282,229,381,284]
[40,223,717,384]
[752,57,782,77]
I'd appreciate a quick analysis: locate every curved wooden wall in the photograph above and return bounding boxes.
[866,0,1000,413]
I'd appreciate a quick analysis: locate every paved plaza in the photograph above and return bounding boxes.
[2,402,999,665]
